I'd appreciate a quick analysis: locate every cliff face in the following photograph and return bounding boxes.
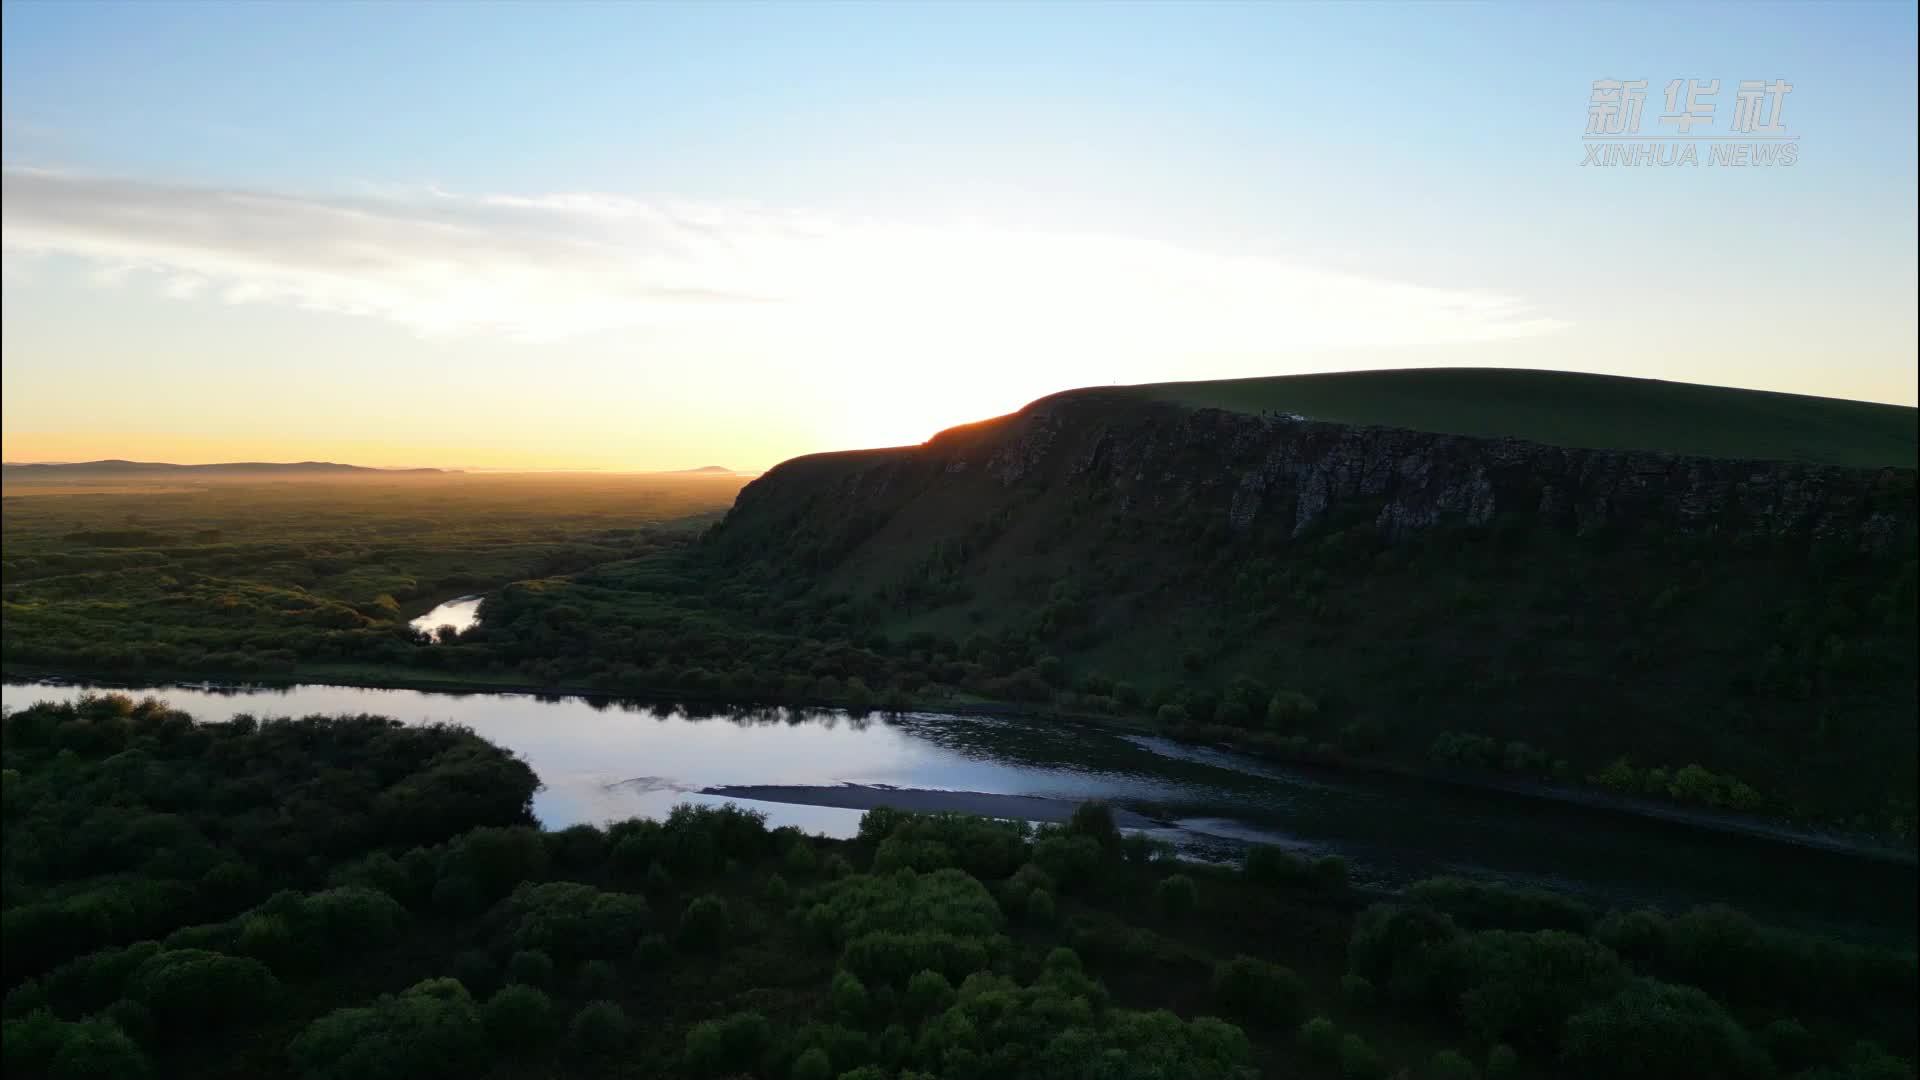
[710,390,1916,832]
[724,393,1917,556]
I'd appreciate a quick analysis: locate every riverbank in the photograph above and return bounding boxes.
[701,783,1158,827]
[4,661,1913,867]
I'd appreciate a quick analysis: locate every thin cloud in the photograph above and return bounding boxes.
[0,167,1570,349]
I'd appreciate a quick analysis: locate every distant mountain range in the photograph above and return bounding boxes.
[1,459,448,475]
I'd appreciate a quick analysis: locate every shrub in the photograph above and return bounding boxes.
[609,834,654,879]
[567,1000,631,1058]
[237,914,295,965]
[632,935,671,968]
[160,921,238,954]
[99,999,153,1047]
[1066,802,1121,850]
[647,862,675,893]
[574,958,617,998]
[1432,1049,1479,1080]
[301,886,408,954]
[1244,844,1315,886]
[1338,1033,1386,1080]
[288,979,483,1080]
[449,950,497,998]
[765,873,792,906]
[1560,978,1766,1080]
[1070,920,1162,965]
[866,810,1032,880]
[45,1017,151,1080]
[807,868,1003,944]
[903,969,955,1018]
[431,874,484,915]
[1153,875,1197,920]
[1026,889,1056,926]
[1339,973,1375,1009]
[678,894,730,950]
[683,1010,772,1077]
[481,985,556,1052]
[1453,930,1629,1051]
[1761,1017,1818,1074]
[1298,1016,1340,1062]
[1406,876,1594,933]
[3,980,48,1019]
[43,942,162,1017]
[3,1010,69,1075]
[1121,831,1168,866]
[1033,834,1105,893]
[1593,908,1670,970]
[1312,855,1350,891]
[831,970,870,1023]
[544,824,606,871]
[791,1046,832,1080]
[1485,1043,1518,1080]
[657,804,771,873]
[841,931,992,987]
[1212,956,1305,1027]
[785,841,819,876]
[497,882,649,963]
[126,949,278,1031]
[441,827,548,902]
[0,1012,150,1079]
[1347,903,1461,1006]
[505,949,553,988]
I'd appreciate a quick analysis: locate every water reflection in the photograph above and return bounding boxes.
[409,595,485,638]
[2,678,1911,945]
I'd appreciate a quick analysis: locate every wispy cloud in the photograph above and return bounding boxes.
[1,167,1569,349]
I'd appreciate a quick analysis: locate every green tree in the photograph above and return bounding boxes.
[567,1000,631,1058]
[481,985,557,1053]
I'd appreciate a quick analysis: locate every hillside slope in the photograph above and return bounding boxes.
[1119,367,1916,469]
[706,370,1919,835]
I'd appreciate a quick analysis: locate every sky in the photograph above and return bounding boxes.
[2,2,1914,471]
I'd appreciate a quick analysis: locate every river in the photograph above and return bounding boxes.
[409,595,485,637]
[3,679,1912,945]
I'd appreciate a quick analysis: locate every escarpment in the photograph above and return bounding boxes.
[705,382,1916,835]
[719,392,1915,560]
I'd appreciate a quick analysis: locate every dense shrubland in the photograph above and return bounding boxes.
[2,695,1913,1079]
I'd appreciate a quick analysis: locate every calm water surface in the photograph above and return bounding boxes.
[409,596,484,637]
[4,679,1911,945]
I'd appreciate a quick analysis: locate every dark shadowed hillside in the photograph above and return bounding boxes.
[1125,367,1916,469]
[703,370,1919,836]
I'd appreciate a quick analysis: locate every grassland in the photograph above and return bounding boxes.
[1096,367,1916,468]
[0,471,746,677]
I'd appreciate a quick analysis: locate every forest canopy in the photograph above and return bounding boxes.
[2,695,1913,1079]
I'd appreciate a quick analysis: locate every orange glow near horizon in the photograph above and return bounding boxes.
[6,353,1915,474]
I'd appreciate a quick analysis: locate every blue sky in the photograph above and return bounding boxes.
[3,1,1914,468]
